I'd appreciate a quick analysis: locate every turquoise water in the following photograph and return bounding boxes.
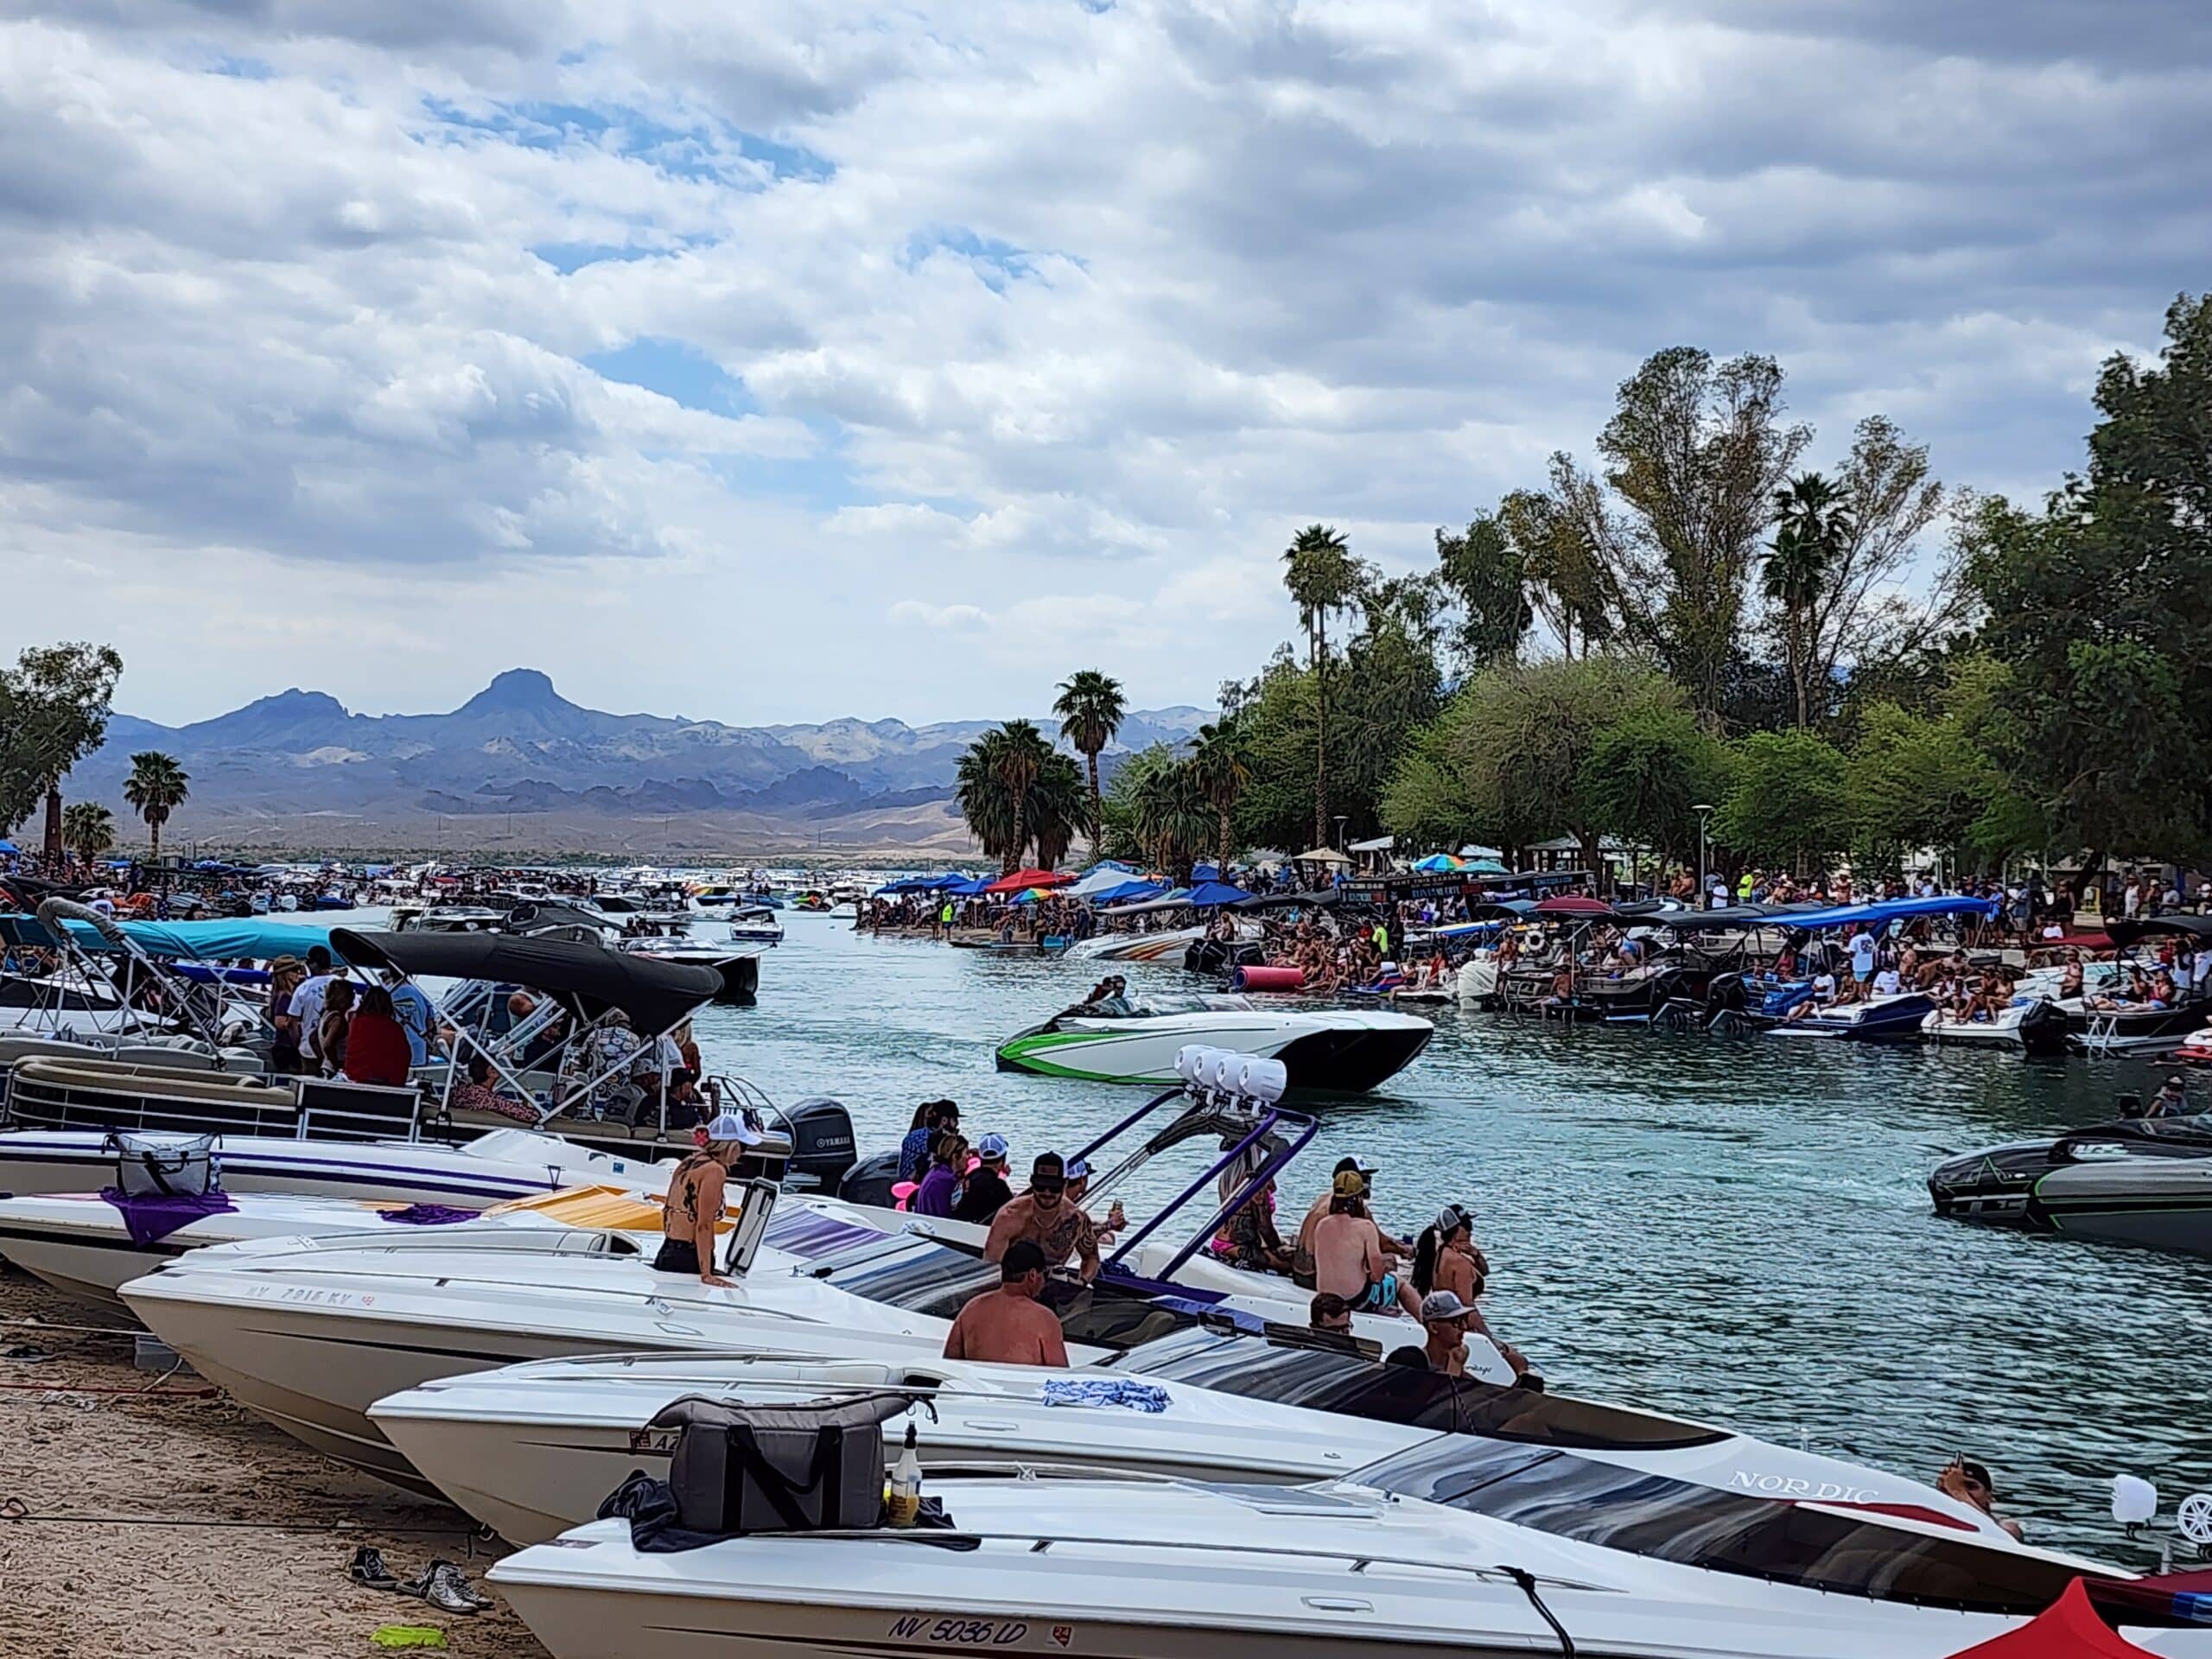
[691,915,2212,1560]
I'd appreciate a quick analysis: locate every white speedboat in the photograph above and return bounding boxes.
[369,1328,2022,1549]
[1062,925,1205,963]
[1920,996,2069,1053]
[619,932,760,1005]
[489,1462,2131,1659]
[725,906,785,945]
[996,995,1431,1090]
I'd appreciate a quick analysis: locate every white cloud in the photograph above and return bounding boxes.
[3,1,2208,725]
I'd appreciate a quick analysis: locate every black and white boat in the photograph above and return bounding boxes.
[1929,1107,2212,1257]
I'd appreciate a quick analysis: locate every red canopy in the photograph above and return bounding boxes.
[1947,1580,2152,1659]
[982,868,1072,895]
[1535,893,1613,917]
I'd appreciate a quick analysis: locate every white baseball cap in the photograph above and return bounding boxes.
[704,1111,764,1147]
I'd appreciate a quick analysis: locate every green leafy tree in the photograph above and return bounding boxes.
[1433,514,1531,671]
[1281,524,1372,848]
[1026,753,1086,872]
[1580,703,1728,880]
[1382,655,1686,869]
[1498,476,1619,658]
[1052,670,1125,857]
[956,723,1082,873]
[991,720,1052,874]
[123,751,190,868]
[1186,718,1251,874]
[61,800,117,861]
[1133,757,1213,884]
[1712,728,1852,875]
[1764,472,1854,729]
[957,728,1019,868]
[1966,292,2212,864]
[0,642,124,857]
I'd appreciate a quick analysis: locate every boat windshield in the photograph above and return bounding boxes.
[1355,1436,2085,1615]
[1119,1328,1725,1450]
[821,1240,999,1320]
[1078,994,1252,1020]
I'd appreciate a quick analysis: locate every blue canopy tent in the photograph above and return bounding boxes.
[940,876,994,898]
[0,839,19,856]
[20,914,353,963]
[1782,895,2000,931]
[1182,880,1251,907]
[1090,880,1166,906]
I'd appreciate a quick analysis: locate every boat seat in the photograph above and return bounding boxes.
[9,1055,299,1105]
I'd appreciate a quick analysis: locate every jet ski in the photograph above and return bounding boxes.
[1929,1106,2212,1257]
[995,994,1431,1091]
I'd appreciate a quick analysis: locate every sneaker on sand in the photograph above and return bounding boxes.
[419,1562,487,1616]
[347,1547,400,1591]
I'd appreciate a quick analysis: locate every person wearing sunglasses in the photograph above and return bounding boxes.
[1937,1457,2024,1541]
[982,1151,1100,1283]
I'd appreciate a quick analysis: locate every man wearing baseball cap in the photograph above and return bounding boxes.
[943,1240,1067,1368]
[653,1110,763,1287]
[953,1133,1014,1223]
[1418,1289,1474,1376]
[982,1152,1099,1282]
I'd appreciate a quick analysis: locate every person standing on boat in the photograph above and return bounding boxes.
[898,1101,957,1183]
[953,1134,1014,1223]
[911,1130,969,1217]
[653,1112,764,1287]
[1846,924,1878,1002]
[982,1153,1099,1282]
[379,967,435,1068]
[943,1241,1067,1367]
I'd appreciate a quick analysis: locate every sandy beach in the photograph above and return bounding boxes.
[0,1265,547,1658]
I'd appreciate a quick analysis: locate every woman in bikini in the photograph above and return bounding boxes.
[653,1111,762,1287]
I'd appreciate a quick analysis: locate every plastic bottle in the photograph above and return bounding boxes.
[887,1421,923,1527]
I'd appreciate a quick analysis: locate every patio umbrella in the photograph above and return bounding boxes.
[1294,848,1351,866]
[1411,853,1465,873]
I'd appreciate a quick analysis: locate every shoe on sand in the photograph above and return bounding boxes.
[348,1547,400,1591]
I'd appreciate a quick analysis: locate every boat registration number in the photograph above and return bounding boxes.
[886,1615,1072,1649]
[626,1428,681,1455]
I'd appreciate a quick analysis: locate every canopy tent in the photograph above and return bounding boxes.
[1090,879,1165,906]
[331,928,720,1035]
[1535,893,1615,918]
[1191,862,1222,883]
[5,912,351,964]
[982,868,1073,895]
[1067,864,1157,899]
[1181,880,1251,907]
[1230,887,1346,912]
[1783,894,2001,931]
[1944,1580,2160,1659]
[939,876,994,898]
[1461,858,1511,876]
[1458,844,1504,860]
[0,839,18,856]
[1293,848,1351,866]
[1103,887,1208,916]
[1348,835,1395,855]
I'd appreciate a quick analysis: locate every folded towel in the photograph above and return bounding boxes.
[1039,1378,1171,1413]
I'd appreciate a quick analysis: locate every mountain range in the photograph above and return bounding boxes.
[66,671,1206,857]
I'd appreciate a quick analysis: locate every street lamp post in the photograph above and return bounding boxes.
[1333,815,1349,851]
[1694,804,1715,907]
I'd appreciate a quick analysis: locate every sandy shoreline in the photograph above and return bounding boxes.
[0,1265,548,1658]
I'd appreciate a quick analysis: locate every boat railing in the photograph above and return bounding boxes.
[1,1063,424,1144]
[732,1521,1611,1592]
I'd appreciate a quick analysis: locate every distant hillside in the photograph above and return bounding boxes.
[67,670,1207,855]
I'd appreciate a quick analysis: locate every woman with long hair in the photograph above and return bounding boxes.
[1411,1205,1484,1303]
[342,983,413,1087]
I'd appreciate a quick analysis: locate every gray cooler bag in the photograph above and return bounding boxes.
[107,1130,221,1198]
[652,1390,913,1534]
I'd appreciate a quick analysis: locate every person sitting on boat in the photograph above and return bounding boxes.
[1064,1157,1123,1247]
[1411,1205,1489,1308]
[954,1133,1015,1223]
[1312,1173,1421,1318]
[899,1100,958,1183]
[1220,1174,1291,1274]
[1936,1457,2024,1541]
[982,1153,1099,1282]
[448,1052,537,1123]
[911,1129,969,1217]
[943,1240,1068,1368]
[341,985,414,1087]
[2149,1075,2191,1118]
[652,1111,764,1287]
[1084,976,1134,1017]
[1872,960,1903,999]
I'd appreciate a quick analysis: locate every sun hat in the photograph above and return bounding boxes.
[704,1111,763,1147]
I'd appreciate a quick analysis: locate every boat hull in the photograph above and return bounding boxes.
[995,1013,1431,1091]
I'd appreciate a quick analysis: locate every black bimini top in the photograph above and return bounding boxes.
[330,928,721,1033]
[2106,915,2212,949]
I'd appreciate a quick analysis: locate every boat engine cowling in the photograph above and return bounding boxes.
[837,1151,900,1210]
[778,1096,858,1194]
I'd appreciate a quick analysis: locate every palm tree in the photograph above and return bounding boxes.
[1027,753,1087,872]
[1052,671,1126,857]
[1281,524,1368,848]
[1186,719,1250,875]
[1764,473,1854,729]
[123,751,190,868]
[990,721,1055,875]
[956,728,1018,868]
[61,800,116,861]
[1133,759,1212,884]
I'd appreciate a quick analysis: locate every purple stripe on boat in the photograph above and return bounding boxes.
[764,1210,887,1258]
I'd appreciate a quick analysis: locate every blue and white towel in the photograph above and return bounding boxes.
[1039,1378,1172,1414]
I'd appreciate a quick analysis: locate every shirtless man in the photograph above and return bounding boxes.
[982,1153,1099,1282]
[942,1241,1067,1367]
[1311,1173,1420,1317]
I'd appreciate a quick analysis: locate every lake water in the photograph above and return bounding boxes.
[692,914,2212,1560]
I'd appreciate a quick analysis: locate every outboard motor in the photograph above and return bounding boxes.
[779,1096,859,1193]
[837,1151,900,1210]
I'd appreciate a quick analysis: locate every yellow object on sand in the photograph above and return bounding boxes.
[370,1625,448,1649]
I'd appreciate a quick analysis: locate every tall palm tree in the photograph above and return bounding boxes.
[1133,758,1211,885]
[1186,719,1250,875]
[990,721,1055,875]
[956,728,1017,868]
[61,800,116,861]
[1764,473,1854,729]
[123,751,190,868]
[1281,524,1367,848]
[1052,671,1126,857]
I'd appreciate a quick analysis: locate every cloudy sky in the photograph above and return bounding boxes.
[5,1,2206,727]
